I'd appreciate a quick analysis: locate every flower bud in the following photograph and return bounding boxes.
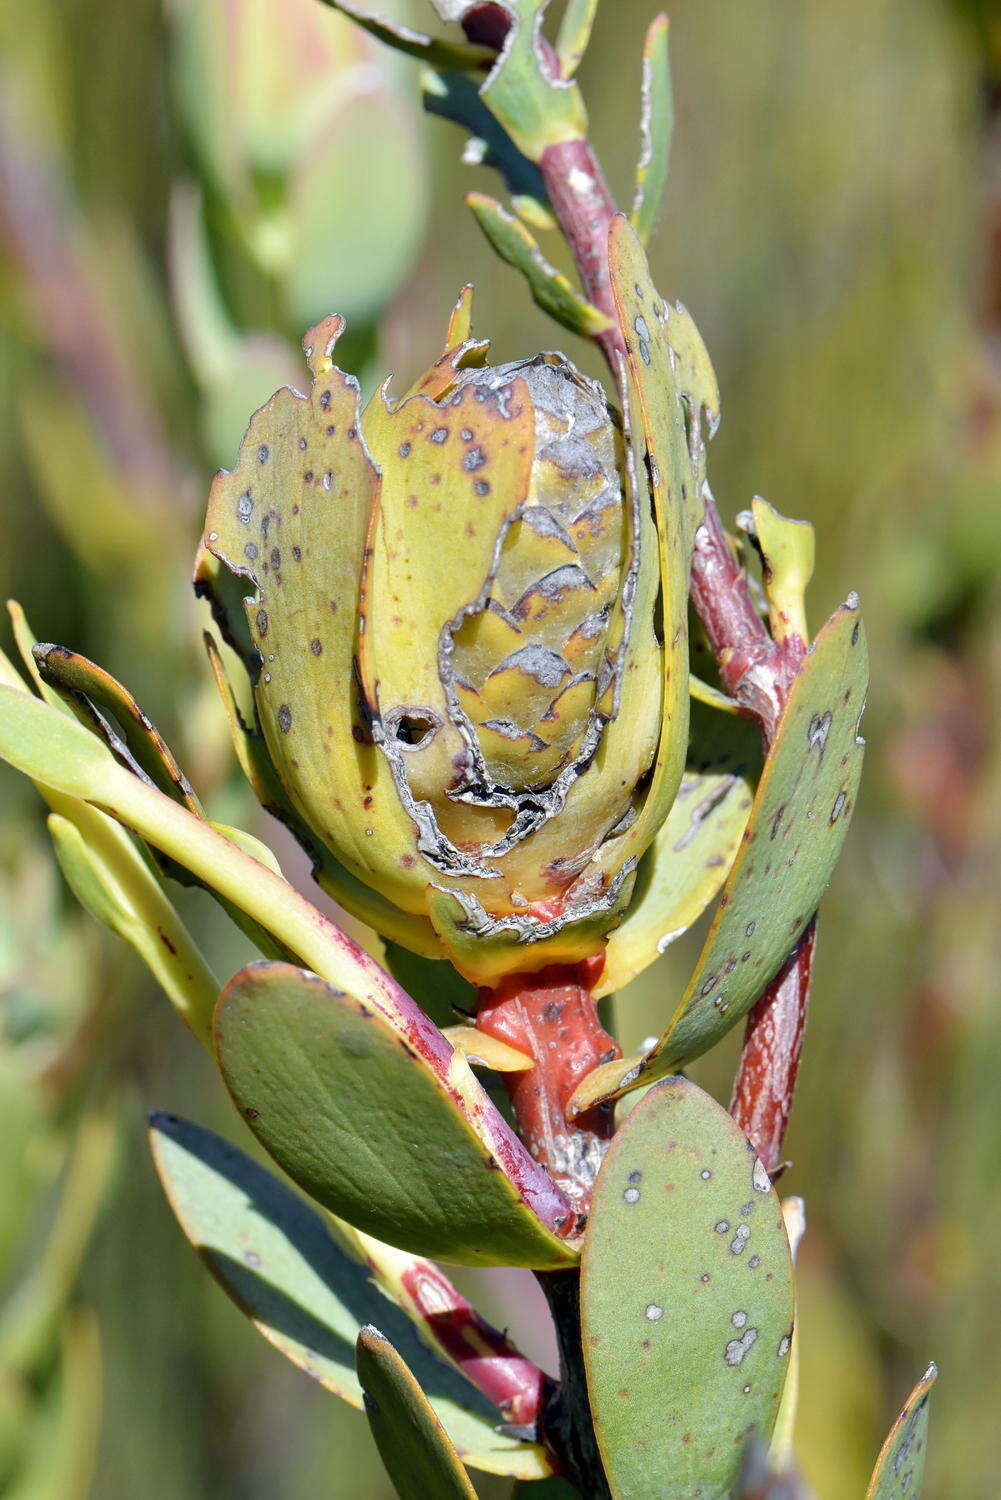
[197,290,669,982]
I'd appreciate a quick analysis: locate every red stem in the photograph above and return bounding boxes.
[397,1257,550,1428]
[728,917,816,1174]
[476,960,618,1215]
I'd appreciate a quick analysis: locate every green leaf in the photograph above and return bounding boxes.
[743,497,815,647]
[213,962,578,1268]
[197,314,436,922]
[285,89,428,329]
[572,596,868,1109]
[475,1,587,161]
[356,1327,478,1499]
[689,674,740,714]
[466,193,612,337]
[202,634,442,959]
[554,0,600,78]
[422,69,550,219]
[590,217,693,880]
[2,626,220,1047]
[33,643,201,814]
[382,943,477,1032]
[581,1077,795,1499]
[0,684,419,1021]
[597,706,759,997]
[169,186,302,465]
[768,1197,806,1467]
[651,595,866,1067]
[865,1363,936,1500]
[26,644,292,967]
[318,1,494,72]
[149,1112,553,1479]
[0,682,123,802]
[630,15,673,248]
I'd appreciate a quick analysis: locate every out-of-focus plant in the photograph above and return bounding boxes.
[0,2,944,1496]
[167,0,429,463]
[0,844,118,1499]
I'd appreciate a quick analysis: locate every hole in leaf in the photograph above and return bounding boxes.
[392,710,439,749]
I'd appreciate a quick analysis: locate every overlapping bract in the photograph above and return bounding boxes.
[196,232,702,984]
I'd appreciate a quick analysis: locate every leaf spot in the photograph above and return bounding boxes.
[724,1327,758,1366]
[729,1223,751,1255]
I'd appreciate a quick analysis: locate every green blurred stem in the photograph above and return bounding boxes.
[0,1112,116,1375]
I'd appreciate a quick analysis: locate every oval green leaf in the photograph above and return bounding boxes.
[581,1077,794,1499]
[572,595,868,1110]
[356,1326,478,1500]
[214,961,578,1268]
[149,1112,553,1480]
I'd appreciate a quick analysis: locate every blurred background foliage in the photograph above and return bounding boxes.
[0,0,998,1495]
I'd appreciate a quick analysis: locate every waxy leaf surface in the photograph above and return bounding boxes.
[149,1113,551,1479]
[356,1327,478,1499]
[214,962,577,1267]
[582,1077,794,1499]
[865,1363,936,1500]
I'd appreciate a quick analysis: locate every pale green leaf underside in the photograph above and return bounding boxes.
[149,1113,552,1480]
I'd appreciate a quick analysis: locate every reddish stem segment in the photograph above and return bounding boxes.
[729,917,816,1174]
[398,1258,550,1428]
[690,500,806,739]
[476,961,619,1215]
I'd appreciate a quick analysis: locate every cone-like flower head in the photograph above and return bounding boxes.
[197,244,698,983]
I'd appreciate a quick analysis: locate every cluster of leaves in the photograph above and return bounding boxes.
[1,0,996,1488]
